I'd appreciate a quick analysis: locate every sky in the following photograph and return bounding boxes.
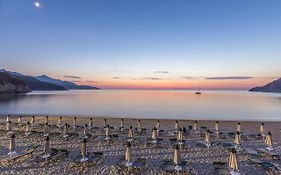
[0,0,281,90]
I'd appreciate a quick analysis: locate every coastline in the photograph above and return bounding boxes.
[1,115,281,142]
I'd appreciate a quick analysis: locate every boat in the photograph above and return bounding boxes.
[195,88,202,95]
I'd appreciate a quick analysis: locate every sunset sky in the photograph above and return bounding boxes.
[1,0,281,90]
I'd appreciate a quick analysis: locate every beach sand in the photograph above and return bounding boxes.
[0,115,280,175]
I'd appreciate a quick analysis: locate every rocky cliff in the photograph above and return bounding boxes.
[0,72,30,93]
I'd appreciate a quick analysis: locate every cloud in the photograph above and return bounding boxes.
[154,71,169,74]
[141,77,166,80]
[86,81,104,83]
[112,77,121,79]
[64,75,81,79]
[205,76,254,80]
[181,76,205,79]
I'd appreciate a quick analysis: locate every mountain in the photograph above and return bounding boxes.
[249,78,281,93]
[1,69,66,91]
[35,75,99,90]
[0,72,30,93]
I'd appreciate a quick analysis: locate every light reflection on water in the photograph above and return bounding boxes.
[0,90,281,121]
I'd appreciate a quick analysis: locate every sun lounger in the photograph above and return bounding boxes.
[249,158,281,174]
[257,148,280,160]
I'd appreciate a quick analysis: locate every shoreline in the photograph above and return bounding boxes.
[2,115,281,142]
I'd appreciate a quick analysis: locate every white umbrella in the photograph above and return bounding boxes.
[128,126,133,141]
[45,116,49,124]
[177,128,184,144]
[265,132,273,151]
[43,136,51,158]
[125,142,133,167]
[215,121,219,132]
[17,116,22,124]
[236,122,241,132]
[174,145,182,171]
[57,116,62,128]
[80,138,88,162]
[105,124,110,140]
[104,118,107,128]
[6,115,10,123]
[260,123,265,134]
[73,117,77,130]
[120,118,124,131]
[175,120,179,130]
[31,116,35,125]
[25,121,31,136]
[152,127,157,143]
[205,129,211,148]
[63,123,68,139]
[229,148,239,174]
[156,120,160,131]
[8,134,16,156]
[44,122,49,137]
[194,121,198,131]
[89,118,93,128]
[83,124,89,137]
[6,121,12,134]
[137,120,142,132]
[234,131,241,148]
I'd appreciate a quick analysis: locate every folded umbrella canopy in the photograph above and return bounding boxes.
[229,148,240,175]
[265,131,273,151]
[8,134,17,156]
[125,142,133,167]
[43,136,51,158]
[80,138,88,162]
[174,145,182,171]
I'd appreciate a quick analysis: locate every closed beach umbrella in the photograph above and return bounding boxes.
[128,126,133,139]
[6,115,10,123]
[57,116,62,127]
[215,121,219,132]
[236,122,241,132]
[234,131,241,146]
[84,124,89,136]
[177,128,183,142]
[156,120,160,131]
[63,123,68,138]
[205,129,211,147]
[25,121,31,135]
[125,142,133,166]
[265,132,273,150]
[194,121,198,131]
[44,136,51,156]
[7,121,12,133]
[31,116,35,125]
[260,123,265,134]
[175,120,179,130]
[73,117,77,129]
[44,122,49,136]
[18,116,22,124]
[137,120,142,132]
[152,127,157,141]
[104,118,107,128]
[120,118,124,131]
[229,148,239,172]
[173,145,182,171]
[8,134,16,155]
[80,138,88,161]
[105,124,110,139]
[45,116,49,124]
[89,118,93,128]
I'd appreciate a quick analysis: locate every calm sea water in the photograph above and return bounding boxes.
[0,90,281,121]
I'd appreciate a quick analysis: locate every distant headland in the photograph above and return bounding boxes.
[0,69,99,93]
[249,78,281,93]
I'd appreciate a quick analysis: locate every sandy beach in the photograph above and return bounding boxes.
[0,115,280,175]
